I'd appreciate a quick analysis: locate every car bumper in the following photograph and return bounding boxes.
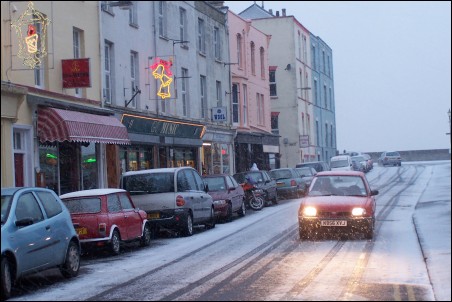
[276,186,300,198]
[298,216,374,233]
[214,204,229,217]
[145,208,191,229]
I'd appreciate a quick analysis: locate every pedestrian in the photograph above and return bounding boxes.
[250,163,259,171]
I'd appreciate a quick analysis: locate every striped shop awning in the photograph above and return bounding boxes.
[37,107,131,145]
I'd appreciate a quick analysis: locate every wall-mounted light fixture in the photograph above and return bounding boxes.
[284,64,291,71]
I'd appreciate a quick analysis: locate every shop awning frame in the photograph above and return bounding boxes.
[37,107,131,145]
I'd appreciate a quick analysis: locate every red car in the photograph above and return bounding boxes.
[203,174,246,222]
[298,171,378,240]
[60,188,152,255]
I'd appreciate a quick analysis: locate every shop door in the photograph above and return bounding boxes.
[14,153,24,186]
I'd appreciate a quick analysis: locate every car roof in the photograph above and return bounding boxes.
[60,188,126,199]
[316,170,364,177]
[203,174,230,178]
[331,155,351,160]
[122,167,193,176]
[1,187,54,196]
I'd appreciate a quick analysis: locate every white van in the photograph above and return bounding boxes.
[330,155,353,171]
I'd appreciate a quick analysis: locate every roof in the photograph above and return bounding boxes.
[237,3,273,19]
[60,188,126,199]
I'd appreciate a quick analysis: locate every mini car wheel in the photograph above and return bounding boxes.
[1,257,12,300]
[110,230,121,255]
[181,213,193,237]
[224,203,233,222]
[205,207,216,229]
[237,200,246,217]
[140,223,152,247]
[60,241,80,278]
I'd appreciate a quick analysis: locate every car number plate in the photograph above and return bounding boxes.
[147,213,160,219]
[76,227,87,235]
[321,220,347,227]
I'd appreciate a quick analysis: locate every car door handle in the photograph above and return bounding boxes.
[45,225,51,230]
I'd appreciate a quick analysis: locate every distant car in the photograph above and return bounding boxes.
[298,171,379,240]
[378,151,402,166]
[361,153,374,171]
[202,174,246,222]
[269,168,307,199]
[1,187,81,300]
[330,155,353,171]
[351,155,368,172]
[60,188,152,255]
[233,170,278,206]
[121,167,215,237]
[295,161,330,172]
[294,166,317,189]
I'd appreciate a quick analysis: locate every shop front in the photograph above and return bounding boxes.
[201,129,235,175]
[36,105,131,195]
[119,113,206,173]
[234,132,280,173]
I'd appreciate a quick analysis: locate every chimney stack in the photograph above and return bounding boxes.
[276,11,279,17]
[269,9,273,15]
[282,8,286,16]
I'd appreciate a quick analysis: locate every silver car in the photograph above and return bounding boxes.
[1,187,81,300]
[121,167,215,237]
[378,151,402,166]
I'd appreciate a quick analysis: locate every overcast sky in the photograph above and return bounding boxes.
[224,1,451,153]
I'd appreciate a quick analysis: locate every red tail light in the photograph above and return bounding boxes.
[176,195,185,207]
[290,180,297,186]
[99,223,106,236]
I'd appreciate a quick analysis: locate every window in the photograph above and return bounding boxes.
[73,27,82,96]
[250,42,255,75]
[236,34,242,68]
[214,27,221,60]
[323,85,328,109]
[179,7,186,43]
[119,193,133,210]
[322,50,326,73]
[260,47,265,79]
[200,75,207,119]
[298,31,301,60]
[242,84,247,126]
[197,18,205,54]
[257,93,264,125]
[325,123,328,147]
[327,55,331,77]
[232,83,239,124]
[16,193,44,223]
[36,191,62,218]
[313,79,318,105]
[104,41,113,104]
[330,124,334,147]
[130,51,138,108]
[311,45,316,69]
[107,194,121,212]
[158,1,166,37]
[271,113,279,135]
[269,70,277,96]
[303,35,307,62]
[129,1,137,26]
[316,120,320,146]
[181,68,189,116]
[329,87,333,110]
[216,81,222,106]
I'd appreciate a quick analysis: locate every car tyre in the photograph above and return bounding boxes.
[140,223,152,247]
[181,213,194,236]
[60,241,80,278]
[272,194,278,205]
[237,200,246,217]
[110,230,121,255]
[1,257,12,300]
[205,207,216,229]
[225,203,233,222]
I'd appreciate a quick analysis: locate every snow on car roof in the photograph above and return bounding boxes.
[60,188,126,199]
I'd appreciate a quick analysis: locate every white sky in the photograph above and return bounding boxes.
[11,161,451,301]
[224,1,452,153]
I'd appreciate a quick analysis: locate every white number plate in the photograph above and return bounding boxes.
[321,220,347,227]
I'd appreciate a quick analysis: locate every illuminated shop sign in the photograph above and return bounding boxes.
[151,57,173,99]
[11,1,51,69]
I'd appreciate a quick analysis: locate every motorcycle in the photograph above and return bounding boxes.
[241,181,265,211]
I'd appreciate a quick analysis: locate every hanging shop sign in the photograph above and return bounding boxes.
[211,107,227,122]
[62,58,91,88]
[150,57,173,99]
[299,135,310,148]
[11,1,51,69]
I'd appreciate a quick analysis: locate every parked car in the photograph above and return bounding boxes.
[378,151,402,166]
[351,155,368,172]
[295,161,330,172]
[202,174,246,222]
[1,187,81,300]
[330,155,353,171]
[233,170,278,206]
[269,168,307,199]
[294,166,317,189]
[121,167,215,237]
[361,153,374,171]
[298,171,379,240]
[60,188,152,255]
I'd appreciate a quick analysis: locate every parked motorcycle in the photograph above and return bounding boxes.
[241,181,265,211]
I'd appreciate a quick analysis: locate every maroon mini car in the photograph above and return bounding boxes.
[60,188,152,255]
[203,174,246,222]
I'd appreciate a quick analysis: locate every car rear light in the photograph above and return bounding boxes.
[99,223,107,236]
[290,180,297,186]
[176,195,185,207]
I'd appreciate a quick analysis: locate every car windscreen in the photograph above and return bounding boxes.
[203,177,226,191]
[296,168,313,177]
[234,172,262,184]
[269,170,293,179]
[122,172,175,194]
[62,197,101,213]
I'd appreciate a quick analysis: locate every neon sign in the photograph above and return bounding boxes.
[151,57,173,99]
[11,1,51,69]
